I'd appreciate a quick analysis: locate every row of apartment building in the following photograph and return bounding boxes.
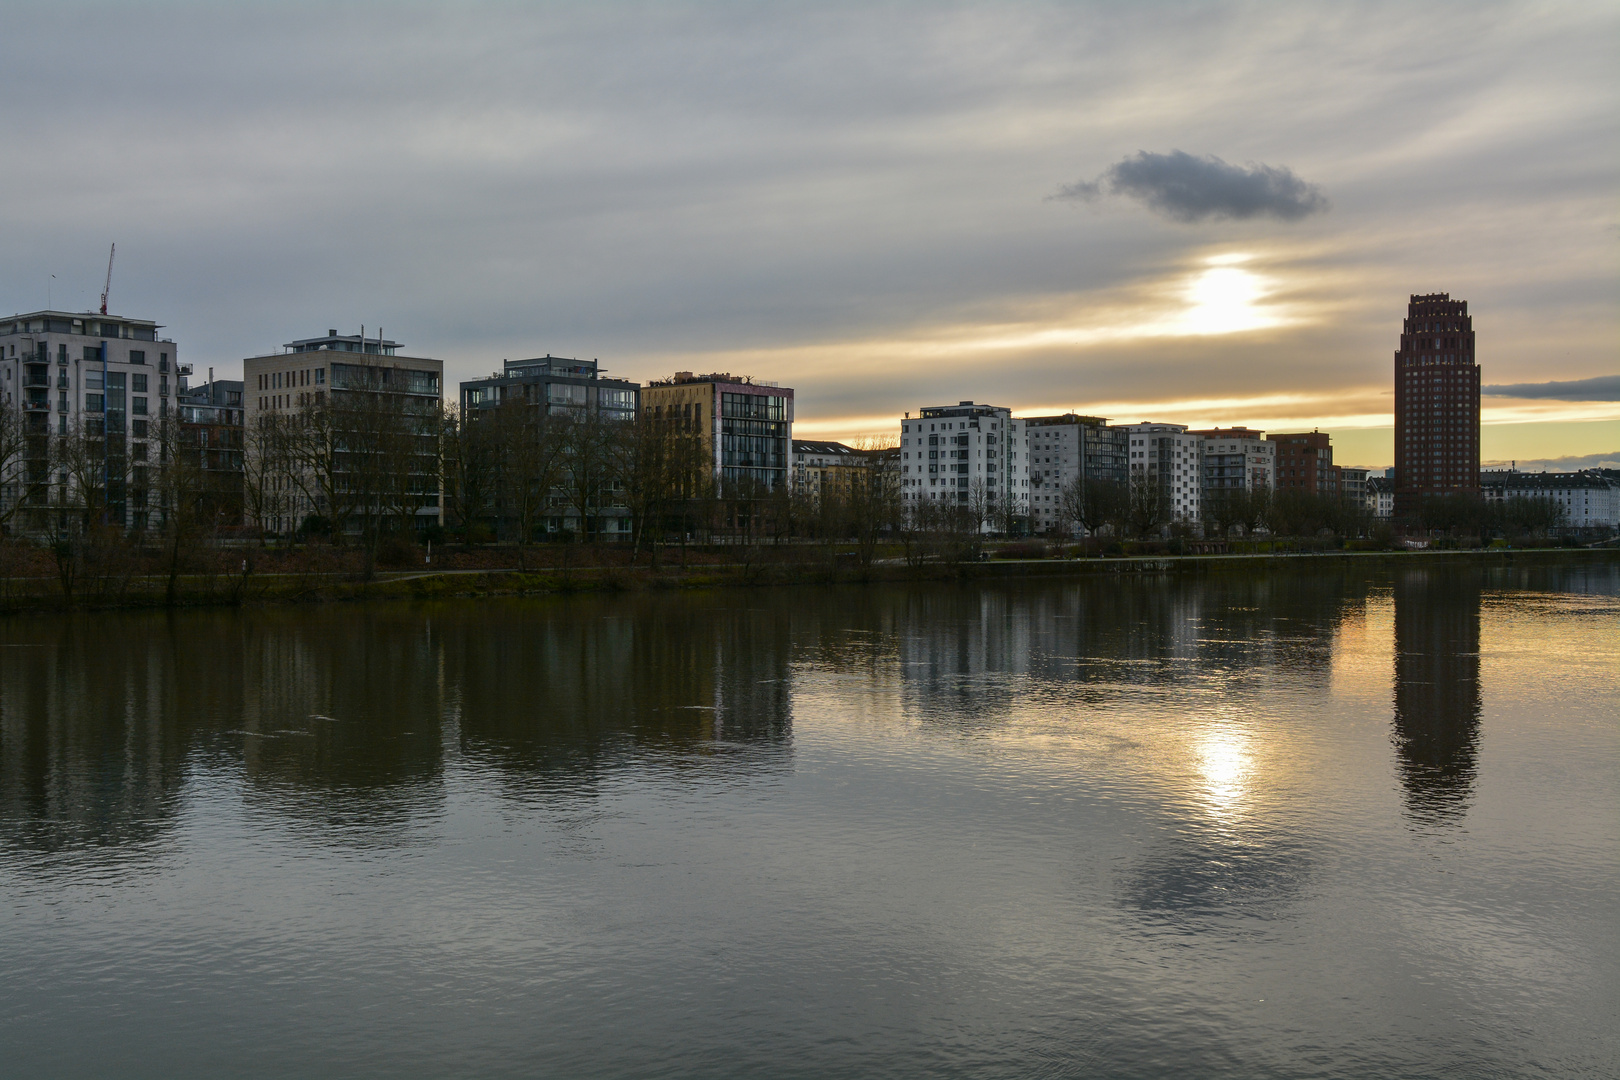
[888,402,1376,533]
[5,307,1615,536]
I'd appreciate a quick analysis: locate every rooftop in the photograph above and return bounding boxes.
[3,310,165,340]
[646,371,782,388]
[286,329,400,355]
[793,440,859,456]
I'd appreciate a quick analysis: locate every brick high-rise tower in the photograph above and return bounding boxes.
[1394,293,1480,515]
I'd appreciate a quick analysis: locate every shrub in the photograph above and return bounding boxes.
[376,535,422,568]
[994,541,1050,560]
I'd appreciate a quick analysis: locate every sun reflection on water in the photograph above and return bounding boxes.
[1194,725,1253,821]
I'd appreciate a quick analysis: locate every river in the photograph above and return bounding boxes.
[2,562,1616,1078]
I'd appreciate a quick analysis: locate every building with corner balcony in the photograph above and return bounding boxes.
[175,375,245,530]
[460,354,641,539]
[1188,427,1275,497]
[898,401,1027,528]
[0,309,184,533]
[1123,422,1203,522]
[1022,414,1127,535]
[640,372,793,493]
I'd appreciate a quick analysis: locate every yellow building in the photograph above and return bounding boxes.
[641,371,793,491]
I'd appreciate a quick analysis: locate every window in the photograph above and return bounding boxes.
[85,393,104,412]
[132,396,148,415]
[129,350,146,365]
[132,373,148,393]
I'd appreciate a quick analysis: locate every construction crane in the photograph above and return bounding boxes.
[99,243,116,315]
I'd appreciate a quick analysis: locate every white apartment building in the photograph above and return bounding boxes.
[898,401,1027,528]
[1480,469,1620,530]
[1368,475,1396,518]
[1124,422,1204,522]
[1189,427,1275,495]
[0,309,185,530]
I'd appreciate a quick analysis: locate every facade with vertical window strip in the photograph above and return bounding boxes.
[1394,293,1481,515]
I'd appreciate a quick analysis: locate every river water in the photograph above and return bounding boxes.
[2,563,1616,1078]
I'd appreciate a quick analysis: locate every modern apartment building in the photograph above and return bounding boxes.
[1268,431,1341,498]
[1339,467,1369,509]
[640,372,793,492]
[1022,414,1127,534]
[176,377,245,528]
[898,402,1027,525]
[1123,422,1203,522]
[243,330,443,534]
[0,309,185,531]
[1189,427,1275,495]
[460,355,638,422]
[460,355,641,539]
[1394,293,1481,514]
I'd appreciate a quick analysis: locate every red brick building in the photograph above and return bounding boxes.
[1394,293,1480,515]
[1267,431,1340,497]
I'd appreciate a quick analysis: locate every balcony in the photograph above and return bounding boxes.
[177,363,194,376]
[22,372,50,388]
[23,399,49,412]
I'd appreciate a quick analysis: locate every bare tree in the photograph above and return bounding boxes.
[441,402,496,545]
[0,399,45,534]
[967,480,992,536]
[153,412,210,604]
[1127,471,1165,539]
[244,410,293,541]
[488,399,567,566]
[615,411,704,565]
[1201,487,1244,540]
[845,438,901,569]
[556,408,615,543]
[1062,475,1128,542]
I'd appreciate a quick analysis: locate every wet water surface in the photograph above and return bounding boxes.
[2,564,1617,1078]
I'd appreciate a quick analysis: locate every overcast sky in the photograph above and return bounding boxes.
[4,1,1615,467]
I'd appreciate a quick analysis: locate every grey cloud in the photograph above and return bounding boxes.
[1056,150,1329,223]
[0,3,1611,438]
[1483,451,1620,472]
[1482,375,1620,401]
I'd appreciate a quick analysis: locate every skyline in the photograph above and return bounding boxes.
[4,2,1615,471]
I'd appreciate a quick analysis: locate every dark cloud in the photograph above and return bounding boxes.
[1056,150,1329,223]
[1482,375,1620,401]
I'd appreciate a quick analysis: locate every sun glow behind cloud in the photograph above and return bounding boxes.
[663,251,1305,379]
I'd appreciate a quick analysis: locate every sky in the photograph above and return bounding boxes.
[3,1,1615,469]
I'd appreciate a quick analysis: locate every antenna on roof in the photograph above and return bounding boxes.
[99,243,116,315]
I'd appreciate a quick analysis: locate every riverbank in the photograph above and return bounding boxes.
[0,544,1613,614]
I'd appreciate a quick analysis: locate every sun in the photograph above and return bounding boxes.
[1177,254,1279,336]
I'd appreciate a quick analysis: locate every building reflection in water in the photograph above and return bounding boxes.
[1391,569,1483,824]
[0,596,794,863]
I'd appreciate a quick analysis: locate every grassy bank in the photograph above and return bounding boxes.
[0,544,1613,614]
